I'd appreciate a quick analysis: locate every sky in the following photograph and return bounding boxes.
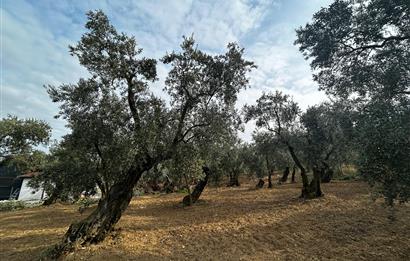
[1,0,333,143]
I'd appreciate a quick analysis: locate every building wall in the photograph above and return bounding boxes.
[17,178,45,202]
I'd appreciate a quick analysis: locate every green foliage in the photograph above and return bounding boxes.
[0,115,51,158]
[44,10,255,205]
[218,142,246,178]
[76,197,99,213]
[166,144,205,186]
[295,0,410,99]
[253,132,291,172]
[30,140,102,201]
[296,0,410,204]
[356,99,410,205]
[7,150,47,173]
[243,91,303,169]
[244,91,300,138]
[0,115,51,175]
[301,101,354,171]
[0,200,42,212]
[239,143,267,179]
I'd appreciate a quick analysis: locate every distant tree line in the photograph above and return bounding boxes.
[1,0,408,258]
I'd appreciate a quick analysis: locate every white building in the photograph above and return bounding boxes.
[14,172,46,202]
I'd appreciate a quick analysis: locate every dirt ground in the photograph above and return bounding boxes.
[1,180,410,261]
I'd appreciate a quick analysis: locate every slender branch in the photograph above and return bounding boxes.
[345,35,409,55]
[179,122,210,142]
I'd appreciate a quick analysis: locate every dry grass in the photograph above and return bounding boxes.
[1,180,409,260]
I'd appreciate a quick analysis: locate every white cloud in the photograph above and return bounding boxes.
[236,22,328,142]
[1,4,87,141]
[2,0,332,145]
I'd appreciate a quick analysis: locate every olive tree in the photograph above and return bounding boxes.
[301,101,354,183]
[31,137,110,205]
[253,132,292,188]
[244,91,324,198]
[0,115,50,161]
[0,115,50,182]
[47,11,255,256]
[295,0,410,205]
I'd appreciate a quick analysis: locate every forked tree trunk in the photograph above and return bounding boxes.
[49,165,148,258]
[307,167,323,197]
[286,143,322,199]
[291,166,296,183]
[182,166,211,206]
[227,172,240,187]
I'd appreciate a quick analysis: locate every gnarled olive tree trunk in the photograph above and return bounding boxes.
[256,178,264,189]
[286,143,322,198]
[182,166,211,206]
[320,162,333,183]
[307,167,323,197]
[50,163,151,258]
[279,167,290,183]
[227,172,240,187]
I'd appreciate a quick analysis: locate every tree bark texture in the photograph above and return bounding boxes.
[182,166,211,206]
[279,167,290,183]
[256,178,264,189]
[227,172,240,187]
[291,166,296,183]
[286,143,322,199]
[320,162,333,183]
[49,163,149,258]
[268,171,273,188]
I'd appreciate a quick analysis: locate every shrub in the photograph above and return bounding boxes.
[0,200,41,212]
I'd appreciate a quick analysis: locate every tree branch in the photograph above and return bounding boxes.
[345,35,409,55]
[126,77,141,129]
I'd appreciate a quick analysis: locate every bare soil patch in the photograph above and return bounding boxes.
[1,181,409,260]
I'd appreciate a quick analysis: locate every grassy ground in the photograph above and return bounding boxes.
[1,180,409,260]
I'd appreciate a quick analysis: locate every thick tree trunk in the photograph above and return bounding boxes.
[320,162,333,183]
[310,168,323,196]
[300,167,323,198]
[227,172,240,187]
[268,171,273,188]
[285,143,322,198]
[182,166,211,206]
[279,167,290,183]
[163,176,175,193]
[291,166,296,183]
[43,190,59,206]
[256,178,264,189]
[49,165,146,258]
